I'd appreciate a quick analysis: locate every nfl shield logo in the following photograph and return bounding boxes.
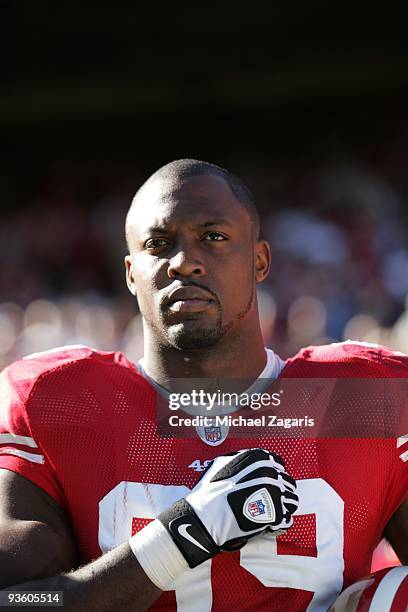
[204,426,222,443]
[196,421,229,446]
[248,500,266,517]
[243,488,274,523]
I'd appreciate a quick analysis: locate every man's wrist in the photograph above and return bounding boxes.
[129,519,188,590]
[158,498,219,568]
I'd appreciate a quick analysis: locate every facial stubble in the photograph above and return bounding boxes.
[151,256,256,351]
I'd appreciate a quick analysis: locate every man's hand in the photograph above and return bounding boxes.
[163,448,298,566]
[130,448,298,589]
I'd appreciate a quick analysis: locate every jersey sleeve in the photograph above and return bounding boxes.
[284,341,408,525]
[386,435,408,526]
[0,362,66,506]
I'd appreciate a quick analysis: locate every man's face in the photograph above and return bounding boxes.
[125,173,269,350]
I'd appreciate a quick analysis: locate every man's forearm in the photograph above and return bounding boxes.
[1,542,162,612]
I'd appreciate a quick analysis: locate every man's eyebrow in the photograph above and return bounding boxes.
[142,219,235,234]
[194,219,235,228]
[141,225,169,235]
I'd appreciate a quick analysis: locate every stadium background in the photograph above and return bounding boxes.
[1,1,407,572]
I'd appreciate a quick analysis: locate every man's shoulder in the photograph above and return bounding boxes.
[1,345,149,403]
[283,340,407,378]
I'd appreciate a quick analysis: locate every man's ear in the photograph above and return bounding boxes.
[124,255,137,296]
[254,239,271,283]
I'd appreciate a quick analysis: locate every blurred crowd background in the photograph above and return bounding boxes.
[1,3,408,372]
[1,127,407,370]
[1,0,407,572]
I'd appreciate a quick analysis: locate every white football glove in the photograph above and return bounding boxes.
[158,448,298,567]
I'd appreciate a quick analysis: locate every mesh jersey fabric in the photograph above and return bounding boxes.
[0,342,406,611]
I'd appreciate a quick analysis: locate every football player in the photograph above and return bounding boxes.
[0,159,406,611]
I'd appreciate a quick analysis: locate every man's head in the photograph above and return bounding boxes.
[125,159,270,351]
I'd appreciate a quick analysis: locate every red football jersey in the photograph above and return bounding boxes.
[0,342,406,611]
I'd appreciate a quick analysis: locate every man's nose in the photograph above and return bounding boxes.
[167,248,205,279]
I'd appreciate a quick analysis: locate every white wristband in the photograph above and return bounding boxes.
[129,519,188,591]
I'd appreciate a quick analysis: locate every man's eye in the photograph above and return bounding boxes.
[144,238,168,250]
[202,232,227,241]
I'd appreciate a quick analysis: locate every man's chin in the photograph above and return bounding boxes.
[167,322,224,350]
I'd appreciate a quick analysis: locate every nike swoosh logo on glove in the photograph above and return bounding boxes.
[177,524,210,553]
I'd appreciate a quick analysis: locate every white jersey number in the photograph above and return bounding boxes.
[99,479,344,611]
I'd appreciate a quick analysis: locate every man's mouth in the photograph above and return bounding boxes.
[165,285,216,314]
[168,298,213,313]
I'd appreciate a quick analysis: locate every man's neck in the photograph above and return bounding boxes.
[142,326,268,389]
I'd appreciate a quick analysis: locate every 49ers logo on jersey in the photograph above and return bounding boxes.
[188,459,212,472]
